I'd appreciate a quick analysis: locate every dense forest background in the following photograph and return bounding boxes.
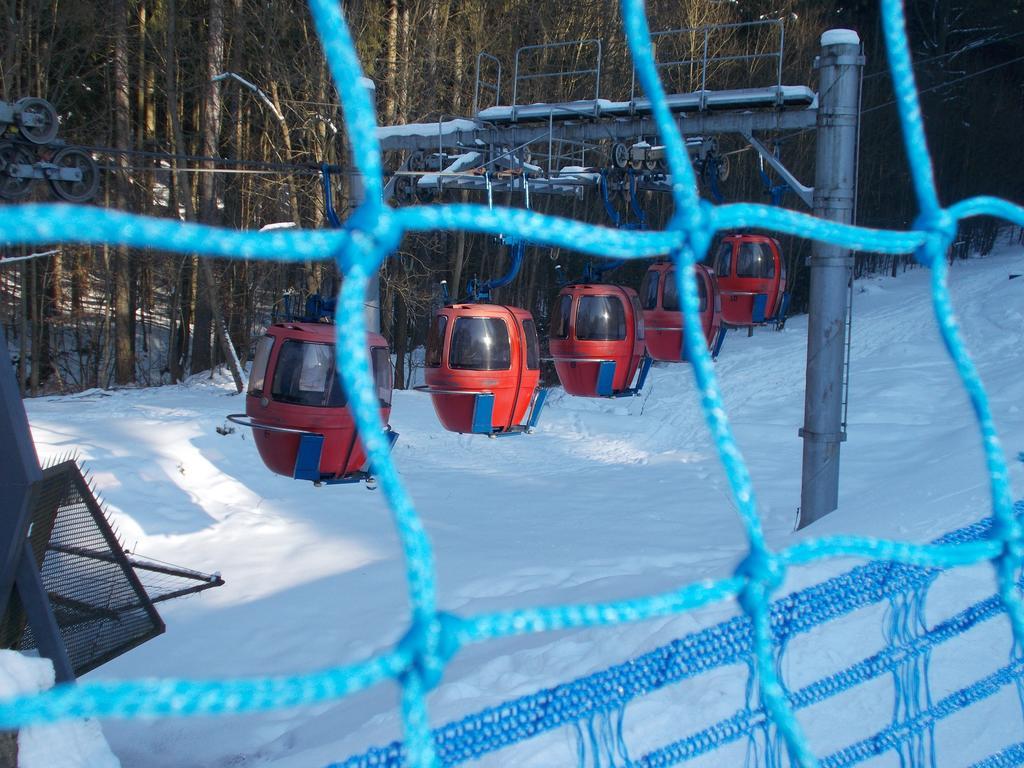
[1,0,1021,394]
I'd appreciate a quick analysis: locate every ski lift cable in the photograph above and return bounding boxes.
[862,54,1024,115]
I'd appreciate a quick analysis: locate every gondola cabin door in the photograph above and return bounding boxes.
[422,304,542,435]
[240,323,395,484]
[711,235,788,327]
[549,284,646,397]
[641,263,723,361]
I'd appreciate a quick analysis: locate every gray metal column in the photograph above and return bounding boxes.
[798,30,864,529]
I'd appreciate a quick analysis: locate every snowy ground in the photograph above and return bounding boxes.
[22,238,1024,767]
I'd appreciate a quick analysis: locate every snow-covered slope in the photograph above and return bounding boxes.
[23,239,1024,767]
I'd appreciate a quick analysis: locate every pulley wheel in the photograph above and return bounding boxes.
[415,182,436,204]
[14,97,59,145]
[407,151,425,172]
[717,153,731,182]
[0,141,36,200]
[393,174,415,204]
[48,146,100,203]
[611,142,629,170]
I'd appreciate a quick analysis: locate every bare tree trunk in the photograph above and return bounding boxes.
[164,0,192,383]
[394,283,408,389]
[191,0,242,391]
[384,0,399,124]
[113,0,134,385]
[450,191,468,298]
[192,0,224,374]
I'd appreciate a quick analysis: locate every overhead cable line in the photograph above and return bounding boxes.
[861,30,1024,81]
[862,54,1024,115]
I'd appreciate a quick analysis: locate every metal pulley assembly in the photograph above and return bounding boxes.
[0,97,100,203]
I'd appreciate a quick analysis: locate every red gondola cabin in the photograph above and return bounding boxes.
[640,262,723,361]
[421,304,544,435]
[240,323,395,484]
[711,234,789,327]
[549,284,647,397]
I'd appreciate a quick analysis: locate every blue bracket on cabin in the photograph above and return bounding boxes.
[712,327,728,360]
[292,428,399,485]
[752,293,769,324]
[470,388,548,437]
[618,358,651,399]
[527,388,547,431]
[596,361,617,397]
[774,292,792,328]
[595,356,652,398]
[751,292,790,328]
[293,433,327,481]
[470,394,495,435]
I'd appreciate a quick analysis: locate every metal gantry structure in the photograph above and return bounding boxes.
[373,20,861,526]
[378,20,816,207]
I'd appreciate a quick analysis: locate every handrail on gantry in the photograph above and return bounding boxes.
[512,39,602,120]
[630,19,786,108]
[473,52,502,117]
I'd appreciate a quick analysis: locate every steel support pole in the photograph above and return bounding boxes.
[798,31,864,529]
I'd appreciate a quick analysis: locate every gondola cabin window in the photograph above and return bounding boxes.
[630,295,645,340]
[248,335,274,395]
[640,269,659,310]
[712,241,732,277]
[551,293,572,339]
[372,347,394,408]
[575,295,626,341]
[272,341,345,407]
[449,317,512,370]
[426,314,448,367]
[522,319,540,369]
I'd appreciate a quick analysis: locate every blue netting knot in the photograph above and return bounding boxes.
[911,209,957,266]
[667,200,713,241]
[992,516,1024,559]
[736,549,785,613]
[340,204,402,270]
[396,612,463,692]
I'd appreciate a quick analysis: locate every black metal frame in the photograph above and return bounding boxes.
[0,326,74,681]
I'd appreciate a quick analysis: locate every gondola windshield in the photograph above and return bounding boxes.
[662,271,707,312]
[449,317,511,370]
[272,341,344,407]
[640,270,658,310]
[737,241,775,278]
[576,295,626,341]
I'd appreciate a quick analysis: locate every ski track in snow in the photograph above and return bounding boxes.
[22,242,1024,767]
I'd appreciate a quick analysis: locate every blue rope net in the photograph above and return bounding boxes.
[0,0,1022,766]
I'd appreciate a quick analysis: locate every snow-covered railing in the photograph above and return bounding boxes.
[0,2,1023,768]
[633,19,787,109]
